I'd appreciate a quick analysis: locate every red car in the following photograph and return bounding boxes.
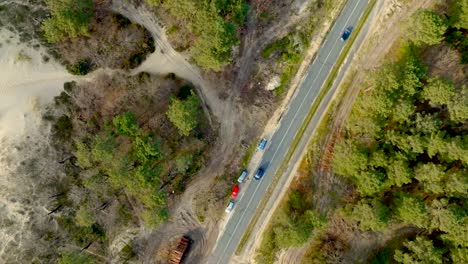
[231,185,240,198]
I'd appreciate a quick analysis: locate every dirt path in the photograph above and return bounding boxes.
[106,2,248,262]
[276,244,309,264]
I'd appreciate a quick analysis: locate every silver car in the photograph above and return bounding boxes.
[237,169,248,183]
[225,200,236,213]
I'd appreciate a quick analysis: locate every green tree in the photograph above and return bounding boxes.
[394,236,444,264]
[421,77,455,106]
[141,208,168,228]
[355,170,386,196]
[447,86,468,123]
[166,91,201,136]
[428,200,468,245]
[332,140,368,178]
[75,205,96,227]
[445,169,468,198]
[348,199,389,231]
[414,163,445,194]
[450,247,468,263]
[191,20,237,71]
[133,136,161,163]
[428,201,468,247]
[398,54,426,96]
[413,113,442,135]
[162,0,241,71]
[113,112,139,137]
[448,0,468,29]
[75,140,92,168]
[385,153,413,187]
[404,10,447,46]
[91,133,117,166]
[391,98,415,123]
[58,250,95,264]
[42,0,94,43]
[393,194,428,228]
[145,0,161,7]
[175,154,194,173]
[272,211,311,248]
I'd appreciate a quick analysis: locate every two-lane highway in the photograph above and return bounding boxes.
[209,1,370,263]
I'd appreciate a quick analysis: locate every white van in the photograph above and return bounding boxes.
[237,169,248,183]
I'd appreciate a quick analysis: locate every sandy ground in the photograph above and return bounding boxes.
[0,29,73,140]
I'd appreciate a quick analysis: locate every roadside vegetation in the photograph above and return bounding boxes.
[146,0,248,71]
[328,3,468,262]
[43,73,214,262]
[316,3,467,263]
[256,1,467,263]
[258,0,343,96]
[255,162,326,264]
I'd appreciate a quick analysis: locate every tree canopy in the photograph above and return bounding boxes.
[166,91,202,136]
[42,0,94,43]
[404,10,447,46]
[448,0,468,29]
[394,236,444,264]
[334,40,467,263]
[152,0,248,70]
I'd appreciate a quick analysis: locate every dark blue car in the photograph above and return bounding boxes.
[341,26,353,41]
[254,167,265,181]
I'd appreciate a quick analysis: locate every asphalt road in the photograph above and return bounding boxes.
[208,1,370,263]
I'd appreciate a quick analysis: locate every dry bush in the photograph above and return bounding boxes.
[68,73,180,136]
[57,11,154,71]
[422,43,468,87]
[303,214,359,264]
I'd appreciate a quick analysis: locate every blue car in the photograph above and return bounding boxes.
[254,167,265,181]
[257,138,268,151]
[341,26,353,41]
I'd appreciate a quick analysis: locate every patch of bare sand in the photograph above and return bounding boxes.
[0,29,73,140]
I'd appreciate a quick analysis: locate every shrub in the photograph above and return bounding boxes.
[66,59,93,75]
[166,91,202,136]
